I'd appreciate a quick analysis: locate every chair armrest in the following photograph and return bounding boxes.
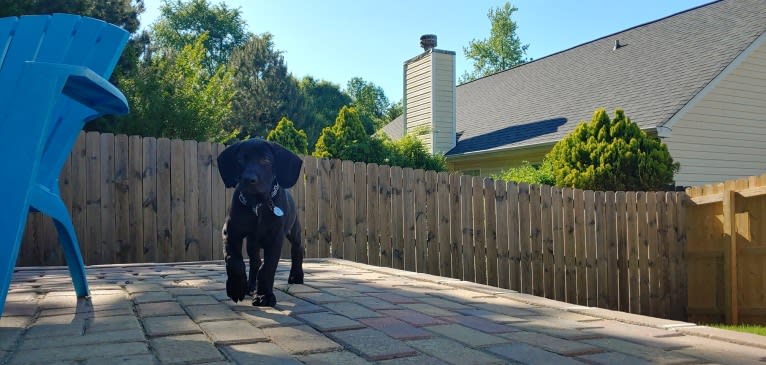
[25,61,129,116]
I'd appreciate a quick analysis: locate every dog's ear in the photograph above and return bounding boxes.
[217,141,242,188]
[269,142,303,189]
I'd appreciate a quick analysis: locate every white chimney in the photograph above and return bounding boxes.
[403,34,456,155]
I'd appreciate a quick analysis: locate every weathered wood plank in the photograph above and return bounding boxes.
[355,161,368,264]
[402,168,416,272]
[184,140,199,261]
[85,132,102,264]
[128,135,143,263]
[71,133,89,263]
[342,160,356,261]
[437,172,452,277]
[211,143,226,261]
[646,192,659,317]
[628,191,640,313]
[390,166,404,270]
[595,191,607,308]
[495,180,510,289]
[529,184,543,297]
[563,187,577,303]
[317,158,332,258]
[196,142,213,261]
[414,169,428,273]
[331,159,343,259]
[142,137,158,262]
[303,156,319,259]
[113,134,130,264]
[461,175,475,283]
[472,176,486,285]
[156,138,172,263]
[366,163,379,266]
[574,189,587,306]
[484,178,498,287]
[378,165,393,268]
[552,186,565,301]
[584,190,597,307]
[637,191,649,315]
[540,184,553,298]
[674,192,688,321]
[517,183,531,294]
[170,139,186,262]
[425,170,439,276]
[659,191,674,319]
[507,183,520,292]
[616,191,628,312]
[606,191,618,310]
[449,173,462,279]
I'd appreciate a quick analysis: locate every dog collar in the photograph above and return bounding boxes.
[238,182,283,217]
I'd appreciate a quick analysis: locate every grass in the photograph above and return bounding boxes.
[708,323,766,336]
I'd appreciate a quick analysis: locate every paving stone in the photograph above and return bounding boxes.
[297,350,372,365]
[576,351,654,365]
[505,331,605,356]
[367,292,419,304]
[399,303,455,317]
[143,315,202,337]
[321,302,382,319]
[238,307,303,328]
[678,325,766,350]
[671,332,766,364]
[83,353,157,365]
[407,338,506,365]
[416,296,471,310]
[19,328,145,350]
[375,354,449,365]
[87,314,142,333]
[509,319,603,340]
[132,291,173,304]
[176,294,219,306]
[125,282,165,294]
[453,308,529,323]
[329,328,417,361]
[222,343,303,365]
[359,317,432,340]
[151,334,225,364]
[266,324,342,354]
[274,296,325,314]
[470,300,538,317]
[7,341,149,365]
[439,315,517,334]
[296,312,365,332]
[185,303,240,322]
[277,284,320,294]
[425,324,508,347]
[582,338,697,363]
[293,291,346,304]
[0,316,30,351]
[0,302,38,317]
[167,287,206,296]
[137,301,186,317]
[350,296,399,310]
[378,309,447,327]
[199,320,268,345]
[581,320,686,349]
[24,314,86,338]
[487,343,588,364]
[5,292,38,302]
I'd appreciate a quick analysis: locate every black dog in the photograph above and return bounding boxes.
[217,138,304,306]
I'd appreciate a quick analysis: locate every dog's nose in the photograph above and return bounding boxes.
[247,177,258,185]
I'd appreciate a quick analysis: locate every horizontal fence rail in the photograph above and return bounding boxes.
[21,132,687,320]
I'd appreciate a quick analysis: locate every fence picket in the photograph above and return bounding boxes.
[390,166,404,270]
[627,191,640,313]
[637,191,649,314]
[472,176,486,284]
[317,158,332,258]
[606,191,618,310]
[414,169,428,273]
[517,183,531,293]
[508,183,521,291]
[402,168,416,272]
[552,186,565,301]
[563,188,576,303]
[449,173,462,280]
[540,184,553,298]
[355,162,368,264]
[596,191,608,308]
[183,140,199,261]
[99,133,116,265]
[156,138,171,263]
[584,190,597,306]
[616,191,628,312]
[437,172,452,278]
[378,165,393,268]
[426,171,439,276]
[341,160,356,261]
[170,139,186,262]
[461,175,475,282]
[484,178,498,288]
[114,134,130,263]
[366,163,379,266]
[304,157,319,259]
[495,180,509,289]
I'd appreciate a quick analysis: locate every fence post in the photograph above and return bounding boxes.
[722,189,738,324]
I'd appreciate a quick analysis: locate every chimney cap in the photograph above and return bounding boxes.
[420,34,437,51]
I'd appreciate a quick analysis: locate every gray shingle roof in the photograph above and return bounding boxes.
[382,0,766,156]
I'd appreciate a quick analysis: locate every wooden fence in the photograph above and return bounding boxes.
[686,174,766,325]
[20,132,687,320]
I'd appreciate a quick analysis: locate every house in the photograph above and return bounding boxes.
[382,0,766,186]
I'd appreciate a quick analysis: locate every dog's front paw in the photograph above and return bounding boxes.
[225,259,248,302]
[252,293,277,307]
[288,267,304,284]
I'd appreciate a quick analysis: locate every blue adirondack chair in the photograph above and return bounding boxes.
[0,14,130,316]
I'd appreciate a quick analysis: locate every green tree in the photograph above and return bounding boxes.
[546,108,679,191]
[382,133,447,172]
[493,160,555,185]
[111,35,235,142]
[295,76,352,150]
[151,0,249,72]
[460,2,529,83]
[267,117,308,155]
[386,100,404,122]
[227,33,301,138]
[313,106,386,163]
[345,77,390,134]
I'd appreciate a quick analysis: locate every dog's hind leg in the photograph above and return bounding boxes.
[287,220,304,284]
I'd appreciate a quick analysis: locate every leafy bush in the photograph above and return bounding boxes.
[313,106,386,163]
[494,160,555,185]
[267,117,308,155]
[382,133,447,172]
[546,108,679,191]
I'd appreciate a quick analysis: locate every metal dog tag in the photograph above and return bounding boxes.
[272,206,284,217]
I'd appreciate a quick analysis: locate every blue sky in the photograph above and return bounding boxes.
[140,0,713,103]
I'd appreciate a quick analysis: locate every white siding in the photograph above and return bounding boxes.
[432,52,456,154]
[405,55,432,145]
[665,38,766,186]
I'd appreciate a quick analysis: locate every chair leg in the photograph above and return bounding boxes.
[29,186,89,298]
[52,218,89,297]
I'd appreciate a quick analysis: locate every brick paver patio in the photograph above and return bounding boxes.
[2,259,765,364]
